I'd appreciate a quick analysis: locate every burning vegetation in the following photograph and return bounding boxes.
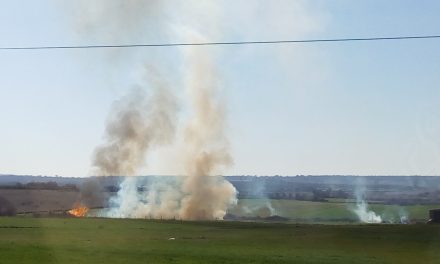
[68,204,89,217]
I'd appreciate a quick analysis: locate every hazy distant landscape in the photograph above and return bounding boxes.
[1,175,439,223]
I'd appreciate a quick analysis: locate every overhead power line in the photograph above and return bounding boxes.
[1,35,440,50]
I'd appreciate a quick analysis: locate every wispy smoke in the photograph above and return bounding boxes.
[240,179,277,217]
[68,0,166,43]
[351,181,382,223]
[353,200,382,224]
[381,206,410,224]
[398,208,410,224]
[242,201,277,218]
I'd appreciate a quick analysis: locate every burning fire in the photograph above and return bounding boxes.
[68,204,89,217]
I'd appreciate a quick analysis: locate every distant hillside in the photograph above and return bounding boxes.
[0,175,85,186]
[1,174,440,207]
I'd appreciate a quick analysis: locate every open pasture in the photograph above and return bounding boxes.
[0,217,439,264]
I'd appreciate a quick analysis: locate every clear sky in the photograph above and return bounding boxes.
[0,0,440,177]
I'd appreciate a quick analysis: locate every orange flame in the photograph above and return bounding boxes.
[68,204,89,217]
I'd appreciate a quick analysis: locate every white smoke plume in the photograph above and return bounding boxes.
[105,176,182,219]
[351,181,382,224]
[353,200,382,224]
[398,207,410,224]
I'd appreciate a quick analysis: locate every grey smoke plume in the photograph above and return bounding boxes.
[79,178,105,208]
[90,73,180,218]
[73,1,237,220]
[92,77,178,176]
[179,37,237,220]
[102,40,237,220]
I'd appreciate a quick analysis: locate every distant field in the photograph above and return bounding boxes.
[1,188,438,223]
[229,199,440,223]
[0,189,79,213]
[0,217,439,264]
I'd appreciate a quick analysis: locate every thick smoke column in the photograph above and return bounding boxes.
[72,1,237,220]
[179,36,237,220]
[92,73,181,218]
[104,41,237,220]
[92,76,177,176]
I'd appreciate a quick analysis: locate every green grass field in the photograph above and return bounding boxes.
[0,217,439,264]
[228,199,440,223]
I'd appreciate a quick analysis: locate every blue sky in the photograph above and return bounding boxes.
[0,0,440,177]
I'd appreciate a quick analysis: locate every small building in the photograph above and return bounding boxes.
[428,209,440,223]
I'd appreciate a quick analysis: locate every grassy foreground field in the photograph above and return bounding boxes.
[0,217,439,264]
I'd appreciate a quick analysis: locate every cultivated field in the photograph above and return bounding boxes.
[0,217,439,264]
[1,188,438,223]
